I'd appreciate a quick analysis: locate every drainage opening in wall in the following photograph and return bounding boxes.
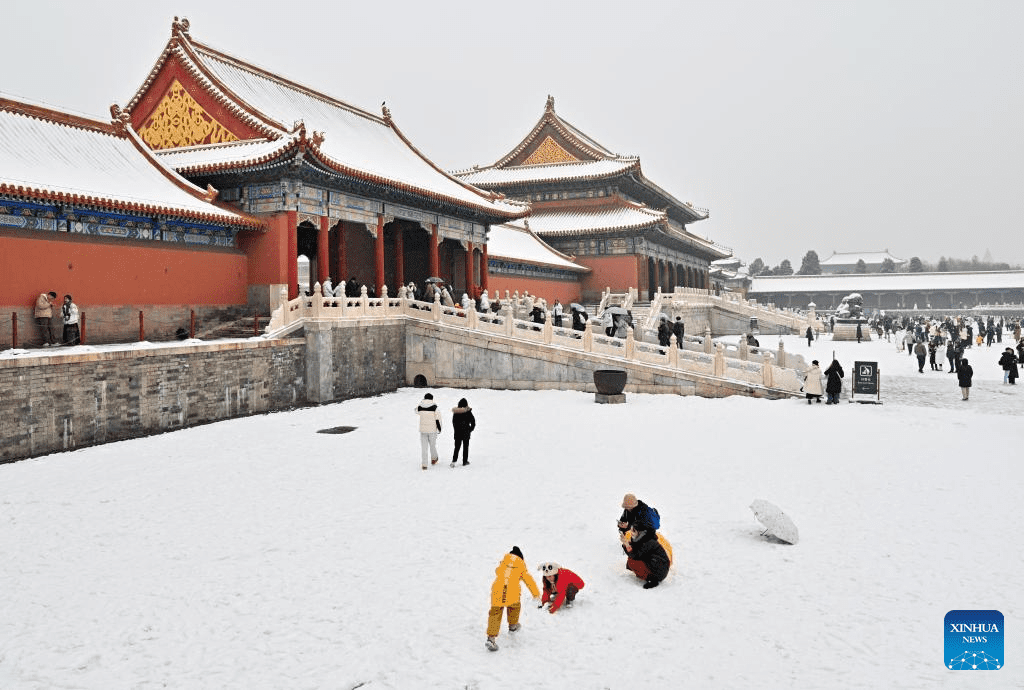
[413,375,428,388]
[317,426,357,435]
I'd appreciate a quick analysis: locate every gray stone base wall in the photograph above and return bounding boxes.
[0,340,307,464]
[0,318,409,464]
[0,304,263,348]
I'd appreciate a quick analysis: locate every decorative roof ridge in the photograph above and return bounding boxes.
[157,137,302,177]
[628,169,709,221]
[492,95,627,168]
[0,95,118,138]
[290,121,529,219]
[123,16,191,113]
[189,38,387,128]
[377,105,530,219]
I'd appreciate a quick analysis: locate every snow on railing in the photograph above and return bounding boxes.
[263,282,805,395]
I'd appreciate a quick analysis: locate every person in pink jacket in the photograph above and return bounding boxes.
[537,562,585,613]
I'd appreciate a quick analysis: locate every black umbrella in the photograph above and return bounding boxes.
[425,277,444,284]
[605,306,629,316]
[570,303,585,311]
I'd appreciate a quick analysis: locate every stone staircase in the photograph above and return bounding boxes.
[196,313,273,340]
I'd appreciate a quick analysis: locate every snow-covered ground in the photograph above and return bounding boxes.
[0,332,1020,689]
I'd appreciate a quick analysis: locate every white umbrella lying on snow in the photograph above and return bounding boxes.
[750,499,799,545]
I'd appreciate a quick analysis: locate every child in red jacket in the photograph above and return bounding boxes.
[537,562,585,613]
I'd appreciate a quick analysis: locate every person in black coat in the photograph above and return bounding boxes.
[450,398,476,467]
[617,493,655,540]
[824,359,844,405]
[657,320,672,347]
[672,317,685,348]
[998,347,1019,385]
[806,326,814,347]
[957,358,974,400]
[622,527,669,589]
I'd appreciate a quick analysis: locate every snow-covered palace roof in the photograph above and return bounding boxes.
[750,270,1024,293]
[123,18,526,222]
[486,222,588,271]
[0,95,260,227]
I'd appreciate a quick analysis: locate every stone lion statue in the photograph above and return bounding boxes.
[835,292,864,319]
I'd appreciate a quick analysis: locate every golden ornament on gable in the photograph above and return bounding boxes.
[138,79,239,150]
[521,136,579,166]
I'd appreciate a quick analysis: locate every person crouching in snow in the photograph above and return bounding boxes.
[486,546,539,651]
[621,526,670,589]
[537,562,585,613]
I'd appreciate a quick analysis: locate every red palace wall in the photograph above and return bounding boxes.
[238,211,291,289]
[0,231,248,306]
[578,255,640,301]
[486,274,581,306]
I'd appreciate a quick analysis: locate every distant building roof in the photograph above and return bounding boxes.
[820,250,906,266]
[750,271,1024,293]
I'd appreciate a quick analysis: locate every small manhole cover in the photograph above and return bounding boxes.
[318,426,357,435]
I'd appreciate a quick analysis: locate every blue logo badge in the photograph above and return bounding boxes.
[945,610,1003,670]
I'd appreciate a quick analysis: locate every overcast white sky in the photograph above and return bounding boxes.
[3,0,1022,267]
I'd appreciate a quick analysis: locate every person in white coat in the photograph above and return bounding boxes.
[415,393,443,469]
[803,360,824,404]
[479,290,490,314]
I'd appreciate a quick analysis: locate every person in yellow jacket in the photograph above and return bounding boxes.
[486,546,539,651]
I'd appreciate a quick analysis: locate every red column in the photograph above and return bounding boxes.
[286,210,298,299]
[395,226,405,288]
[318,215,330,286]
[337,222,347,282]
[375,214,386,294]
[481,244,489,291]
[465,241,474,295]
[429,223,440,278]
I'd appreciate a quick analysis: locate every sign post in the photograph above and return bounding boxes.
[852,360,881,404]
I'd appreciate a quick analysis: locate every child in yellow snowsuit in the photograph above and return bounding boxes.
[486,546,539,651]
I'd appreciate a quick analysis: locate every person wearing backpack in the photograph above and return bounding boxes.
[617,493,659,548]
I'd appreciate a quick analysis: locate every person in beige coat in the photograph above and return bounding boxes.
[34,291,57,346]
[415,393,442,469]
[803,360,824,404]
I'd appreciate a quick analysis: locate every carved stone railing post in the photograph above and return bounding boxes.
[583,322,594,352]
[739,338,749,360]
[281,286,293,326]
[703,327,713,354]
[625,327,635,359]
[312,282,324,317]
[543,311,553,344]
[359,285,369,316]
[668,335,679,367]
[468,304,478,329]
[432,292,441,322]
[504,307,514,336]
[714,343,726,377]
[776,340,786,368]
[762,352,774,387]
